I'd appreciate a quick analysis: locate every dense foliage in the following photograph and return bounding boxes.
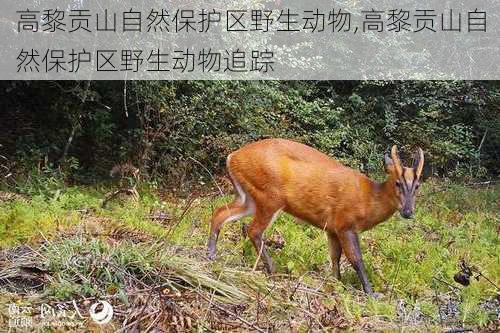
[0,81,498,189]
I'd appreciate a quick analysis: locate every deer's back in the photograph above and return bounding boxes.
[227,139,369,225]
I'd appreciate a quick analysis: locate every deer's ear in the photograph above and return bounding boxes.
[391,145,403,177]
[413,148,424,179]
[384,153,394,174]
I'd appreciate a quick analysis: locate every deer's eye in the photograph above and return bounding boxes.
[415,183,420,190]
[395,180,402,189]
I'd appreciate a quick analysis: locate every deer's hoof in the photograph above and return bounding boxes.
[207,247,217,261]
[369,292,384,299]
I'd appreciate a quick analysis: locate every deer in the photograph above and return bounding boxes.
[207,139,424,296]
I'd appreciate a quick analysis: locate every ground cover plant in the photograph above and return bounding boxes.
[0,179,498,331]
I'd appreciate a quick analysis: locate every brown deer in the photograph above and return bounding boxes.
[207,139,424,296]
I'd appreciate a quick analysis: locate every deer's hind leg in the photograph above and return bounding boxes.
[207,200,253,259]
[246,205,282,274]
[207,177,254,260]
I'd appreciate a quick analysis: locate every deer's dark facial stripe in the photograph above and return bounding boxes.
[397,167,420,219]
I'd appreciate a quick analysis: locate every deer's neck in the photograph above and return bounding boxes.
[365,178,399,228]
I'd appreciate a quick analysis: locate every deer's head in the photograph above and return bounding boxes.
[384,146,424,219]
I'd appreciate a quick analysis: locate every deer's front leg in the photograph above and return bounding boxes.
[326,231,342,280]
[337,229,374,295]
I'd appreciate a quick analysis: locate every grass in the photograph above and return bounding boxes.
[0,180,498,331]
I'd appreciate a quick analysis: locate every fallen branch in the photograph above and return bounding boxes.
[196,291,267,333]
[117,309,160,333]
[443,328,473,333]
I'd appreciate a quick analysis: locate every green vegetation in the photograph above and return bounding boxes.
[0,80,498,330]
[1,81,499,187]
[1,181,498,330]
